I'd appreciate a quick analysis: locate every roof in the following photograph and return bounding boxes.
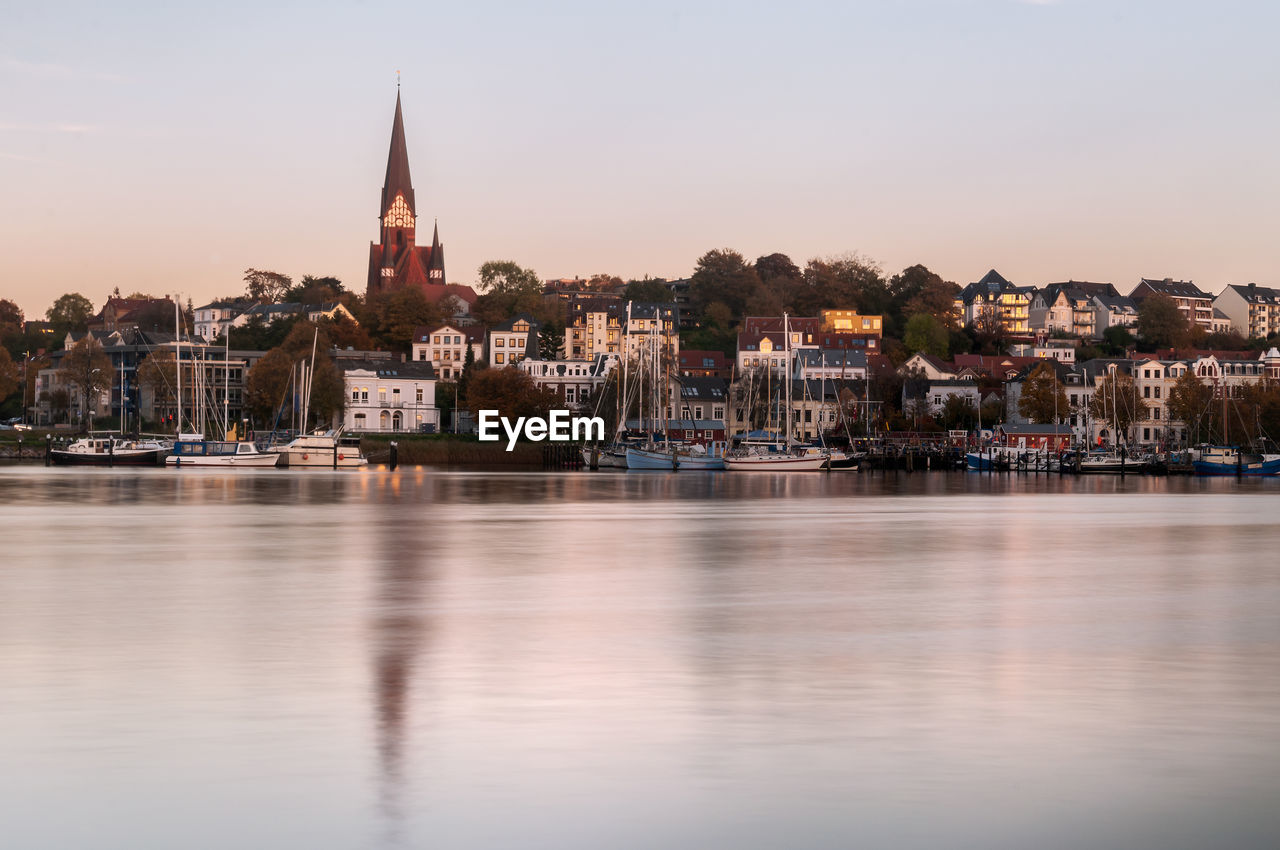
[491,314,540,333]
[1093,292,1138,311]
[1225,283,1280,305]
[338,359,436,379]
[1134,278,1211,300]
[976,269,1012,287]
[381,91,415,216]
[794,349,868,369]
[416,323,485,343]
[677,349,728,370]
[674,375,729,400]
[740,316,820,335]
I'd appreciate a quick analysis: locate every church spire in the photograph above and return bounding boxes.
[381,91,415,217]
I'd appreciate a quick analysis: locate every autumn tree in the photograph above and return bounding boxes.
[46,293,95,340]
[285,275,345,305]
[365,287,443,351]
[798,254,888,318]
[243,268,293,304]
[244,321,346,430]
[137,349,179,430]
[690,249,760,318]
[1136,294,1190,350]
[1166,369,1215,443]
[1088,370,1148,444]
[0,298,23,356]
[465,367,558,421]
[58,336,113,428]
[0,346,18,402]
[1017,362,1069,424]
[939,393,978,430]
[891,265,961,329]
[903,313,949,358]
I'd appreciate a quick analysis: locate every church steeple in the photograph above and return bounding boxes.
[380,91,416,218]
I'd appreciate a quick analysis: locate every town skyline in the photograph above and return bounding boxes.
[4,1,1277,318]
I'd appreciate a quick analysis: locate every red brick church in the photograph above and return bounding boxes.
[365,92,477,314]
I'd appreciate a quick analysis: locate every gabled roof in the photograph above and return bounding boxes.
[674,375,729,400]
[1225,283,1280,305]
[491,314,540,333]
[415,323,485,344]
[338,359,436,379]
[1134,278,1211,300]
[677,349,728,370]
[976,269,1012,287]
[741,316,820,335]
[1093,292,1138,311]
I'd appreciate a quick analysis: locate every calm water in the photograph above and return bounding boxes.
[1,466,1279,849]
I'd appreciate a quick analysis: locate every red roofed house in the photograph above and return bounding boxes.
[365,91,477,317]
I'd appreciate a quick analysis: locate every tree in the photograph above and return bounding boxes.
[1017,362,1069,424]
[689,249,759,319]
[1136,294,1190,350]
[1099,325,1135,357]
[1088,370,1148,444]
[798,254,888,319]
[322,314,374,351]
[465,367,558,421]
[285,275,345,305]
[58,336,112,428]
[939,393,978,430]
[891,265,961,329]
[622,278,671,303]
[0,346,17,402]
[903,313,949,358]
[243,269,293,304]
[1166,370,1215,444]
[456,344,477,408]
[365,287,442,352]
[472,261,544,325]
[0,298,23,356]
[46,293,95,339]
[243,321,345,430]
[538,322,564,360]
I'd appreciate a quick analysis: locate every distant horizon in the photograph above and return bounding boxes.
[4,1,1276,319]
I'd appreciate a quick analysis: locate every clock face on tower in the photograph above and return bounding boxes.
[383,194,415,229]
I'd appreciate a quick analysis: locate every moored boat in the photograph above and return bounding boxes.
[49,435,171,467]
[271,428,368,468]
[1192,446,1280,476]
[166,436,281,467]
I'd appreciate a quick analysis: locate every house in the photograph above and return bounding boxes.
[898,352,956,380]
[1129,278,1214,331]
[230,302,306,330]
[565,297,624,359]
[623,303,680,360]
[1003,359,1079,428]
[1091,292,1139,333]
[412,323,485,379]
[306,302,358,325]
[954,270,1033,336]
[487,315,539,366]
[520,354,617,412]
[793,349,868,383]
[736,317,820,374]
[677,349,731,379]
[339,359,438,433]
[952,353,1040,382]
[1214,283,1280,339]
[1029,282,1115,338]
[669,375,730,434]
[88,296,177,334]
[917,379,981,418]
[194,300,251,341]
[819,309,883,337]
[997,423,1073,451]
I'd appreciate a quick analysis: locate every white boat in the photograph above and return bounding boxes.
[271,429,368,468]
[724,450,830,471]
[581,445,628,468]
[625,443,727,471]
[167,435,281,467]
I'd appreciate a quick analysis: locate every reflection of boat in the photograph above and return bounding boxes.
[271,428,368,468]
[167,436,281,467]
[50,435,171,466]
[1192,446,1280,476]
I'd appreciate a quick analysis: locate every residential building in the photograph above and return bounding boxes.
[954,270,1033,336]
[1091,292,1139,333]
[412,323,485,379]
[520,354,617,412]
[566,297,624,359]
[1214,283,1280,339]
[339,359,438,433]
[819,309,883,337]
[623,303,680,361]
[194,300,251,341]
[793,349,868,383]
[736,316,820,374]
[89,296,179,334]
[677,349,731,379]
[488,315,539,366]
[898,352,956,381]
[1129,278,1214,332]
[668,375,730,436]
[1029,282,1116,338]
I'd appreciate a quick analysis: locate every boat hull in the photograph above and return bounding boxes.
[49,449,166,466]
[1192,459,1280,476]
[724,454,829,471]
[166,454,282,468]
[626,447,680,470]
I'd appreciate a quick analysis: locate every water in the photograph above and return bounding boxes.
[1,467,1279,849]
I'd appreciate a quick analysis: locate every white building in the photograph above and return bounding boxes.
[1215,283,1280,339]
[488,315,538,367]
[339,359,439,433]
[519,354,618,412]
[412,323,485,380]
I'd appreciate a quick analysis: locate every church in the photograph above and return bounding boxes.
[365,91,477,314]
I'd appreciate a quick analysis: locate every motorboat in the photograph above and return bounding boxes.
[271,428,368,468]
[49,434,171,467]
[1192,445,1280,476]
[166,435,281,468]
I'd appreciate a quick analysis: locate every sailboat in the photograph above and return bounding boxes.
[725,315,829,471]
[269,332,368,468]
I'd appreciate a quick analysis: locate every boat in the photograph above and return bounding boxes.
[1191,445,1280,476]
[625,442,727,471]
[271,428,368,468]
[167,435,281,467]
[50,434,171,466]
[724,447,830,471]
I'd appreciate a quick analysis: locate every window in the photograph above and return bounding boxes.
[351,388,359,402]
[417,350,426,361]
[713,406,724,419]
[1143,386,1150,398]
[1153,408,1160,420]
[361,388,369,402]
[565,388,575,403]
[1154,387,1161,399]
[378,388,387,403]
[495,353,505,364]
[434,335,441,344]
[354,413,366,427]
[416,387,423,403]
[496,338,505,347]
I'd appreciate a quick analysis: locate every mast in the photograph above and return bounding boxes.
[224,333,230,440]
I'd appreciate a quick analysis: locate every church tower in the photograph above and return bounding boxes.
[367,91,446,299]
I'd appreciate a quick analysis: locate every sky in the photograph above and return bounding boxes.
[2,0,1277,318]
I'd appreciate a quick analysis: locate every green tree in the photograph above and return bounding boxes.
[1099,324,1135,356]
[1136,294,1190,350]
[1166,369,1215,444]
[622,278,672,303]
[939,393,978,430]
[1017,362,1069,424]
[1088,370,1148,444]
[690,249,759,318]
[891,265,961,329]
[465,367,558,421]
[285,275,345,305]
[0,298,23,356]
[456,344,477,407]
[243,268,293,304]
[903,313,949,358]
[365,287,443,352]
[538,321,565,360]
[472,261,544,325]
[46,293,95,340]
[244,321,345,430]
[57,336,113,429]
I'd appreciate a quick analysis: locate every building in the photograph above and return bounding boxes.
[364,91,478,316]
[520,354,617,412]
[793,349,868,383]
[339,359,438,433]
[954,270,1033,336]
[677,349,731,379]
[488,315,539,366]
[88,296,178,334]
[411,324,485,379]
[668,375,730,431]
[736,316,820,374]
[1091,292,1139,334]
[623,303,680,361]
[1029,282,1117,338]
[1129,278,1214,332]
[1214,283,1280,339]
[566,297,624,359]
[193,300,251,341]
[819,309,883,337]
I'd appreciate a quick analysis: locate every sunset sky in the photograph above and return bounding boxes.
[2,0,1276,318]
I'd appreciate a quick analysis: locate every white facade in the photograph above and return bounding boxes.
[193,302,245,342]
[412,324,484,380]
[341,363,439,433]
[488,318,534,367]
